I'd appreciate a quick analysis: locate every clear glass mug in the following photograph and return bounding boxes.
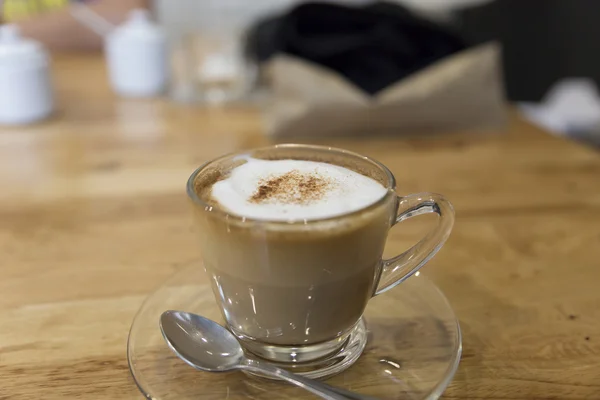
[187,145,454,374]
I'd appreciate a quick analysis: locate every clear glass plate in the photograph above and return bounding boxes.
[127,264,461,400]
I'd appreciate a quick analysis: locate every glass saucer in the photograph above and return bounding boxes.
[127,264,462,400]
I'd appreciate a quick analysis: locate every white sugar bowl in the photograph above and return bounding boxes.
[0,24,54,125]
[105,9,168,98]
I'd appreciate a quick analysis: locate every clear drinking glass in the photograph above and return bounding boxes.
[157,0,295,104]
[186,145,454,375]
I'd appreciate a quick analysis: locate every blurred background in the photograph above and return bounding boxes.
[1,0,599,146]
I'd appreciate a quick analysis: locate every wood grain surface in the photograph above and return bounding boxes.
[1,55,600,399]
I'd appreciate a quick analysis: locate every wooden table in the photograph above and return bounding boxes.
[1,55,599,399]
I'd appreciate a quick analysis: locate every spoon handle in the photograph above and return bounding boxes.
[241,358,375,400]
[315,384,380,400]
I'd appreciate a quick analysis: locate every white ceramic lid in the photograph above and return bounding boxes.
[108,9,164,43]
[0,24,48,68]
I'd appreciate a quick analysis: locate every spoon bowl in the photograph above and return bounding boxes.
[160,310,244,371]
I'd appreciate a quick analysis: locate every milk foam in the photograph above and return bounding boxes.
[211,158,388,221]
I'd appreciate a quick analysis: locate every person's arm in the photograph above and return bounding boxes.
[15,0,149,51]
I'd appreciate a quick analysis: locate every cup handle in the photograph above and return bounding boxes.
[373,193,455,296]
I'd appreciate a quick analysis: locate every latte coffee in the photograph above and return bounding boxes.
[187,145,454,370]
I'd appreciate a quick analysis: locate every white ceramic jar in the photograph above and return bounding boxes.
[0,24,54,125]
[105,9,168,98]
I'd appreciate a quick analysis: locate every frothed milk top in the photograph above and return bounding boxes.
[211,158,388,221]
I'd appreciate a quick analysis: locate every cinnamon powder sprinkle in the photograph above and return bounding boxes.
[250,170,333,205]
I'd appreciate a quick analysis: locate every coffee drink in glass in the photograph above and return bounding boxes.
[187,144,454,376]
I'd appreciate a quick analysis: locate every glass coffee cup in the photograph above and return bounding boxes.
[187,144,454,375]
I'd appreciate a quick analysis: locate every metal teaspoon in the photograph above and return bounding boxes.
[159,310,377,400]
